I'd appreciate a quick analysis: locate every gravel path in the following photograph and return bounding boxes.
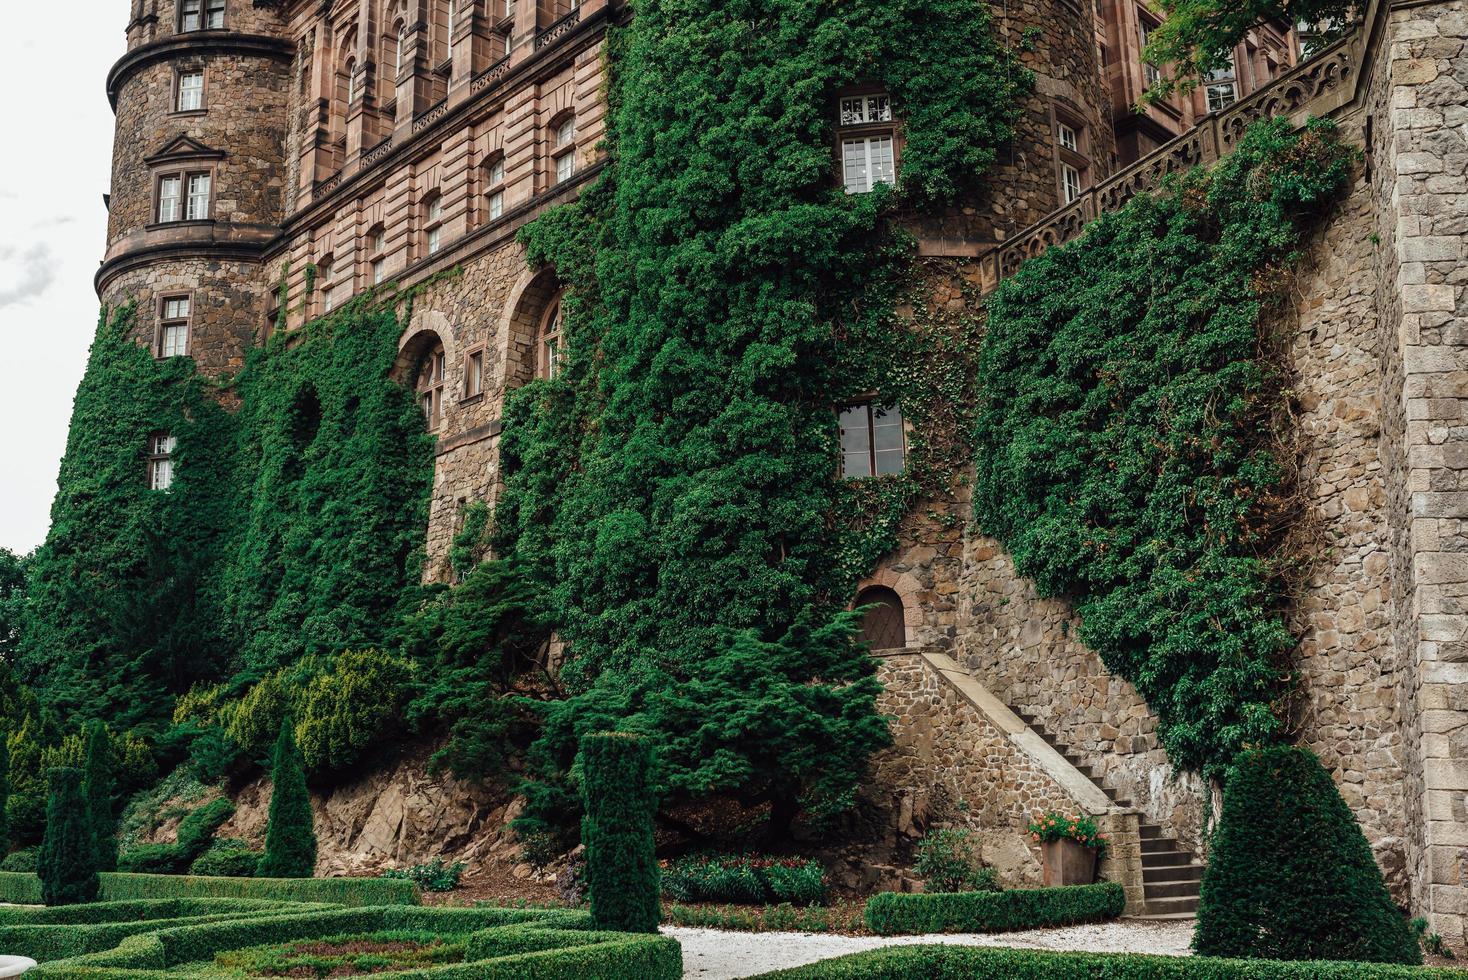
[669,918,1194,979]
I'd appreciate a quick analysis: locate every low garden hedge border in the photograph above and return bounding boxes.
[863,882,1124,935]
[750,944,1465,978]
[26,904,679,979]
[0,871,419,906]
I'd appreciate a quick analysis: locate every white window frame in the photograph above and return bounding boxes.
[177,70,204,112]
[842,136,895,195]
[159,296,191,358]
[186,173,212,220]
[1057,121,1078,153]
[1062,162,1083,204]
[838,94,892,126]
[147,433,177,491]
[1139,16,1162,87]
[157,176,182,223]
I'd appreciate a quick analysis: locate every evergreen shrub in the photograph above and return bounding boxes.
[914,828,997,893]
[749,945,1461,979]
[1194,745,1420,964]
[579,733,660,933]
[39,767,99,905]
[1,848,36,872]
[863,882,1123,935]
[118,798,234,874]
[255,720,316,878]
[188,839,259,878]
[83,720,118,872]
[661,854,826,905]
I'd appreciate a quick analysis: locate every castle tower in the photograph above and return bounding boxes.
[100,0,295,375]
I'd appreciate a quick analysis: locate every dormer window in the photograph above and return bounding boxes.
[836,93,896,194]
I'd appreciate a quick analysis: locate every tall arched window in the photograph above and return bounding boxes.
[345,58,358,104]
[447,0,457,61]
[854,586,906,650]
[395,22,408,77]
[537,297,565,379]
[417,342,447,430]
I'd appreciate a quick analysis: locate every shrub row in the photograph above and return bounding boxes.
[117,799,235,874]
[661,854,827,906]
[863,882,1124,935]
[750,944,1465,978]
[665,902,865,933]
[28,904,678,979]
[0,870,419,907]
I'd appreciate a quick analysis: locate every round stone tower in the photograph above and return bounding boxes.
[100,0,295,375]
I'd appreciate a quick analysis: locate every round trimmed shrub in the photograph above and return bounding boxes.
[579,733,660,933]
[1194,745,1420,964]
[190,838,261,877]
[1,848,37,872]
[39,767,99,905]
[256,719,316,878]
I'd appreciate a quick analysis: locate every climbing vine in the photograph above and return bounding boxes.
[496,0,1031,840]
[972,118,1355,776]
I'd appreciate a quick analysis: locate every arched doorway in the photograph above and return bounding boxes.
[855,585,906,650]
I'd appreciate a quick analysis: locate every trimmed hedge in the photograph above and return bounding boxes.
[117,799,235,874]
[863,882,1124,935]
[579,733,660,934]
[0,870,418,906]
[750,944,1464,978]
[27,904,680,979]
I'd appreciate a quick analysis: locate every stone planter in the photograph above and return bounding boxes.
[1041,838,1098,886]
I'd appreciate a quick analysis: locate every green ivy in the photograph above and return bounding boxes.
[972,118,1354,775]
[496,0,1030,838]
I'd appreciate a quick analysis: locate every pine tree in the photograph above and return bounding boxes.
[579,733,660,933]
[255,719,315,878]
[39,767,98,906]
[81,721,116,872]
[1194,745,1420,964]
[0,729,10,855]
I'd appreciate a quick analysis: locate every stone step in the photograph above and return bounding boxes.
[1144,896,1200,916]
[1143,863,1204,884]
[1145,878,1202,899]
[1133,911,1198,922]
[1141,836,1183,854]
[1139,823,1165,840]
[1141,849,1193,866]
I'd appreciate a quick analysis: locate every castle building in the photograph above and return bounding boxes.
[100,0,1468,944]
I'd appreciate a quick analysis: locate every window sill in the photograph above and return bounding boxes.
[460,392,485,405]
[144,218,217,232]
[169,108,209,117]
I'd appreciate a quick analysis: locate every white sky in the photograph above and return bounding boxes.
[0,2,120,553]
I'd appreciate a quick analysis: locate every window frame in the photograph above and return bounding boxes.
[174,68,206,114]
[419,347,447,430]
[423,192,445,256]
[179,0,224,32]
[485,154,506,221]
[1051,106,1090,207]
[837,400,907,479]
[145,432,178,491]
[463,347,486,400]
[154,166,215,224]
[1138,12,1163,88]
[550,116,577,187]
[316,253,335,313]
[834,88,900,195]
[537,295,565,379]
[157,292,194,358]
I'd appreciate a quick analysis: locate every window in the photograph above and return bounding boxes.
[1057,121,1078,153]
[186,173,211,220]
[538,299,563,379]
[159,296,191,357]
[146,433,177,491]
[176,71,204,112]
[552,117,576,185]
[839,403,905,478]
[419,348,446,429]
[486,157,506,220]
[206,0,224,29]
[465,349,484,398]
[157,176,182,222]
[1204,54,1237,112]
[1138,16,1162,87]
[180,0,223,31]
[346,59,358,104]
[1062,162,1083,203]
[836,92,896,194]
[447,0,457,60]
[318,257,334,312]
[425,194,444,255]
[842,137,895,194]
[370,228,387,285]
[396,23,408,76]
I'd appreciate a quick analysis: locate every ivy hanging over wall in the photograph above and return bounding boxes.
[495,0,1031,843]
[972,118,1354,776]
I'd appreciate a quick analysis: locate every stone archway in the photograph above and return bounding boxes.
[852,567,923,649]
[493,266,560,391]
[855,585,907,650]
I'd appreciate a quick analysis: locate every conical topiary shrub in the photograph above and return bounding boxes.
[82,721,117,872]
[39,767,99,906]
[255,719,316,878]
[1194,744,1420,964]
[579,732,660,933]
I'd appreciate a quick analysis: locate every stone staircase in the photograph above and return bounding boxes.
[1015,709,1203,919]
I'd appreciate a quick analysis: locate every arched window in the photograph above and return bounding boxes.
[537,296,564,379]
[417,342,447,430]
[423,191,445,255]
[484,152,506,221]
[316,254,335,313]
[395,22,409,77]
[345,58,359,104]
[551,113,576,185]
[446,0,457,61]
[854,586,906,650]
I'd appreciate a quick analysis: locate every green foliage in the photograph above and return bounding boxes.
[214,929,466,976]
[914,829,997,893]
[188,839,260,878]
[666,902,864,933]
[973,119,1355,776]
[40,767,100,905]
[294,649,415,773]
[862,882,1124,935]
[449,500,491,582]
[1140,0,1353,103]
[1,849,36,872]
[257,720,316,879]
[579,734,660,933]
[18,295,434,734]
[8,714,53,845]
[118,798,234,874]
[751,945,1465,979]
[401,559,545,782]
[1412,917,1456,960]
[1194,745,1419,964]
[661,854,826,906]
[382,858,467,893]
[117,768,212,856]
[1026,812,1107,856]
[500,0,1028,840]
[0,549,26,661]
[84,721,119,872]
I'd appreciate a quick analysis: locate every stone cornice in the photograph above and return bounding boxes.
[107,33,295,110]
[96,222,282,294]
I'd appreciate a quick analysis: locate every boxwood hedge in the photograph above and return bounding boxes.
[26,904,679,979]
[751,945,1463,978]
[0,870,418,906]
[863,882,1124,935]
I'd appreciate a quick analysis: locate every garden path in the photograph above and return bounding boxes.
[667,918,1194,978]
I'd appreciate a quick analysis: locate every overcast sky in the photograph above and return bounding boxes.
[0,3,120,553]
